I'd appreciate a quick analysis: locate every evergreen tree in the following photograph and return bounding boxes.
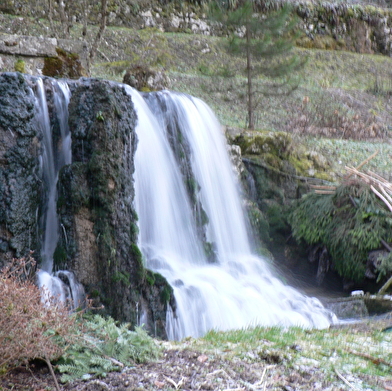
[210,1,305,129]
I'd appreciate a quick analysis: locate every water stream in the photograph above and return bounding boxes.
[128,88,334,339]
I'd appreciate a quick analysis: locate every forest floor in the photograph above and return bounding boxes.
[2,315,392,391]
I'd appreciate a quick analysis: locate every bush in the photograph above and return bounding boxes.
[0,255,76,370]
[288,181,392,282]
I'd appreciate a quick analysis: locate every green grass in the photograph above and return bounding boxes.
[166,324,392,389]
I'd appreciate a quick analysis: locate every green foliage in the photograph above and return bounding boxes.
[58,315,160,383]
[130,243,146,283]
[210,1,305,129]
[288,181,392,281]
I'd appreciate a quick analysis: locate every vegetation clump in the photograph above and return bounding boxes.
[58,315,160,383]
[288,180,392,282]
[0,256,76,372]
[0,256,160,385]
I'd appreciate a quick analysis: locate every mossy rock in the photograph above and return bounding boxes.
[233,130,333,180]
[233,130,292,158]
[123,65,171,91]
[43,48,87,78]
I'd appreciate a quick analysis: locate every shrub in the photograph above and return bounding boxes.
[0,255,76,371]
[288,181,392,282]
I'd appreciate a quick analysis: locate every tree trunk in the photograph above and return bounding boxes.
[57,0,70,39]
[246,23,254,130]
[82,0,88,37]
[88,0,108,74]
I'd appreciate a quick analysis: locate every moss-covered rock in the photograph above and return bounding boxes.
[42,48,86,79]
[230,130,335,277]
[232,130,334,182]
[123,66,171,92]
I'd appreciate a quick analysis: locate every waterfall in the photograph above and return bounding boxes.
[128,88,334,340]
[27,76,333,336]
[32,77,84,310]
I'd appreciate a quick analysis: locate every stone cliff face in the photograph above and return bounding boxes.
[0,74,173,338]
[0,73,41,265]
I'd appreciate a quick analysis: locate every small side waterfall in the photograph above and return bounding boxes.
[32,77,84,310]
[128,88,334,340]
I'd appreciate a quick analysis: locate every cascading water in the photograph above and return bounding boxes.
[32,77,84,310]
[128,87,335,340]
[27,76,333,337]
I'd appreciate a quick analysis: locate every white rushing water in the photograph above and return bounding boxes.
[33,77,84,310]
[127,88,335,340]
[31,78,333,335]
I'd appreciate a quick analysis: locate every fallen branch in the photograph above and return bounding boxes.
[379,274,392,295]
[370,185,392,213]
[380,239,392,253]
[314,190,336,194]
[346,349,392,368]
[344,150,379,180]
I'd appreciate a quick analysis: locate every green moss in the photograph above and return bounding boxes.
[314,171,334,182]
[160,285,172,303]
[288,155,312,175]
[145,270,156,286]
[14,59,25,73]
[130,243,145,283]
[111,271,130,285]
[247,203,270,245]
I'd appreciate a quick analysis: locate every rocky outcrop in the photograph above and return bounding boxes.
[0,34,88,76]
[0,74,173,338]
[56,79,140,322]
[0,73,41,268]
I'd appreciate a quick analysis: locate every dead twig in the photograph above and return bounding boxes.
[334,367,360,391]
[164,375,185,390]
[44,355,61,391]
